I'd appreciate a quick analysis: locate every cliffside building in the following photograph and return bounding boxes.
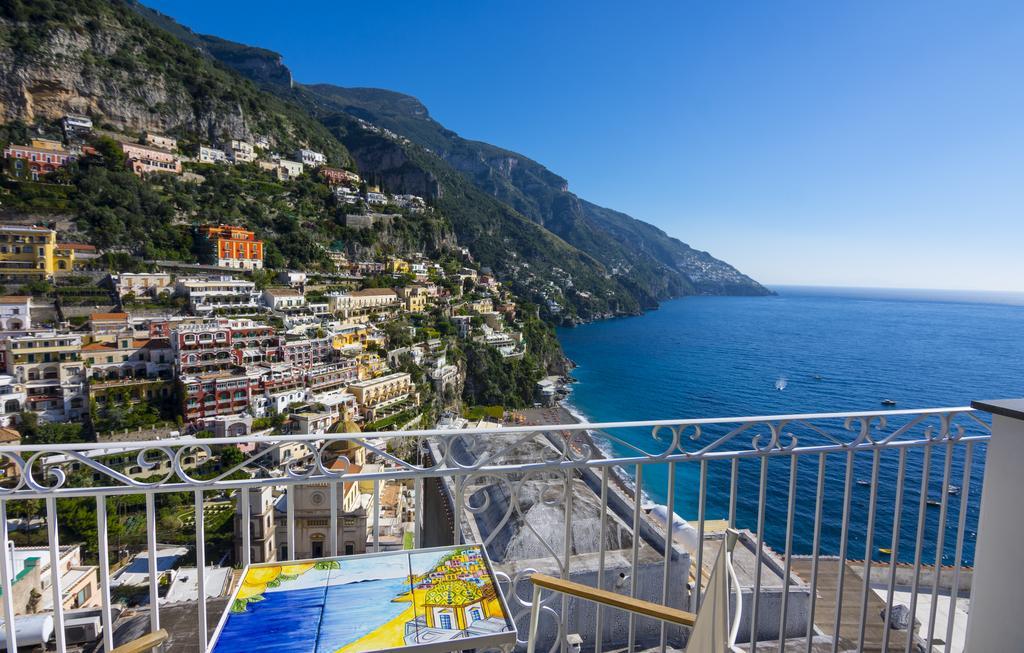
[0,226,75,281]
[3,140,72,180]
[199,146,228,164]
[121,142,182,176]
[295,148,326,167]
[320,167,360,187]
[144,133,177,151]
[229,140,255,163]
[198,224,264,270]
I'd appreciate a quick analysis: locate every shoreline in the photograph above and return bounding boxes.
[518,400,647,503]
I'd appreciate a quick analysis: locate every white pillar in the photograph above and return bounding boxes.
[965,400,1024,650]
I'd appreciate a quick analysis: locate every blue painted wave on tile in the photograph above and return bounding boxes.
[213,585,328,653]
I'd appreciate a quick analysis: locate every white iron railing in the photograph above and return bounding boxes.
[0,406,993,653]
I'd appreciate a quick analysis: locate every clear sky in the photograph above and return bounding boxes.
[144,1,1023,291]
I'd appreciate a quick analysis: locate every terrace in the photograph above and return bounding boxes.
[0,400,1019,652]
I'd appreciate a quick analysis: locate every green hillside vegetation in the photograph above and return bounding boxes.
[2,141,448,269]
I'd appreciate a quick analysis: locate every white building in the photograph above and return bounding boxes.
[276,159,304,181]
[295,148,326,167]
[4,545,99,615]
[61,114,93,137]
[262,288,307,311]
[199,146,229,164]
[111,272,173,299]
[334,187,361,204]
[174,276,261,314]
[0,374,26,425]
[0,295,31,330]
[393,194,426,212]
[229,140,256,164]
[262,387,308,416]
[3,331,85,421]
[326,289,400,316]
[365,191,388,205]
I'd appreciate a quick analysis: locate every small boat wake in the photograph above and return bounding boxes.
[774,376,788,391]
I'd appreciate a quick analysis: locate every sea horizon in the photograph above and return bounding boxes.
[764,284,1024,306]
[555,285,1023,564]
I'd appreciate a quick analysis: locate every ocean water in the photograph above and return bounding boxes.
[557,286,1024,565]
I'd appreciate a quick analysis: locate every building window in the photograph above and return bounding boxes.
[311,541,323,558]
[439,614,452,630]
[344,543,354,556]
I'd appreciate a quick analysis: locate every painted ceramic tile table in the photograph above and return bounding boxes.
[208,545,516,653]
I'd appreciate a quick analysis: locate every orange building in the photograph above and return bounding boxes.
[199,224,264,270]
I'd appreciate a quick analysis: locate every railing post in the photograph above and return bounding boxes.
[965,399,1024,650]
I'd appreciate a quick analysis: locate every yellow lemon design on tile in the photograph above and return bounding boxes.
[244,566,282,585]
[280,563,315,576]
[236,582,269,600]
[232,563,323,613]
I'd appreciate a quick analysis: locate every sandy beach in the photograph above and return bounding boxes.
[519,404,580,428]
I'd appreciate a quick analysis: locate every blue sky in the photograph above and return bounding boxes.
[144,1,1023,291]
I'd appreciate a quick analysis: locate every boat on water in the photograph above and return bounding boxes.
[881,399,897,406]
[927,499,943,507]
[878,548,892,555]
[856,479,871,487]
[774,377,788,391]
[947,485,961,495]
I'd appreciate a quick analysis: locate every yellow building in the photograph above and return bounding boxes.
[330,324,372,350]
[397,285,430,312]
[423,580,495,630]
[356,353,387,380]
[30,138,65,151]
[388,258,410,275]
[0,225,74,280]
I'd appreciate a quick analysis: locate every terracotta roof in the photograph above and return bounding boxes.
[134,338,171,349]
[81,342,116,351]
[0,296,31,302]
[328,459,363,474]
[265,288,303,297]
[90,312,129,321]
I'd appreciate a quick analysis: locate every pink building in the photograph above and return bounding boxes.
[121,142,182,176]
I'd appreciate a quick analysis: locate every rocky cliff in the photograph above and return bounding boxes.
[0,0,348,163]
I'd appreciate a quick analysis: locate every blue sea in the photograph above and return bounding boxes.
[557,286,1024,565]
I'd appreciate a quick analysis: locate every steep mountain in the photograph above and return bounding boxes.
[293,86,770,299]
[0,0,348,164]
[0,0,769,324]
[126,3,770,304]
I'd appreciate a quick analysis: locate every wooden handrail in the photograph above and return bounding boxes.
[529,573,697,627]
[110,629,170,653]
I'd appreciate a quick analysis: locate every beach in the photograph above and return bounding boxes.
[518,403,580,428]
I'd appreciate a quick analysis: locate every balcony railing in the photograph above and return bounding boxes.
[0,405,1010,653]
